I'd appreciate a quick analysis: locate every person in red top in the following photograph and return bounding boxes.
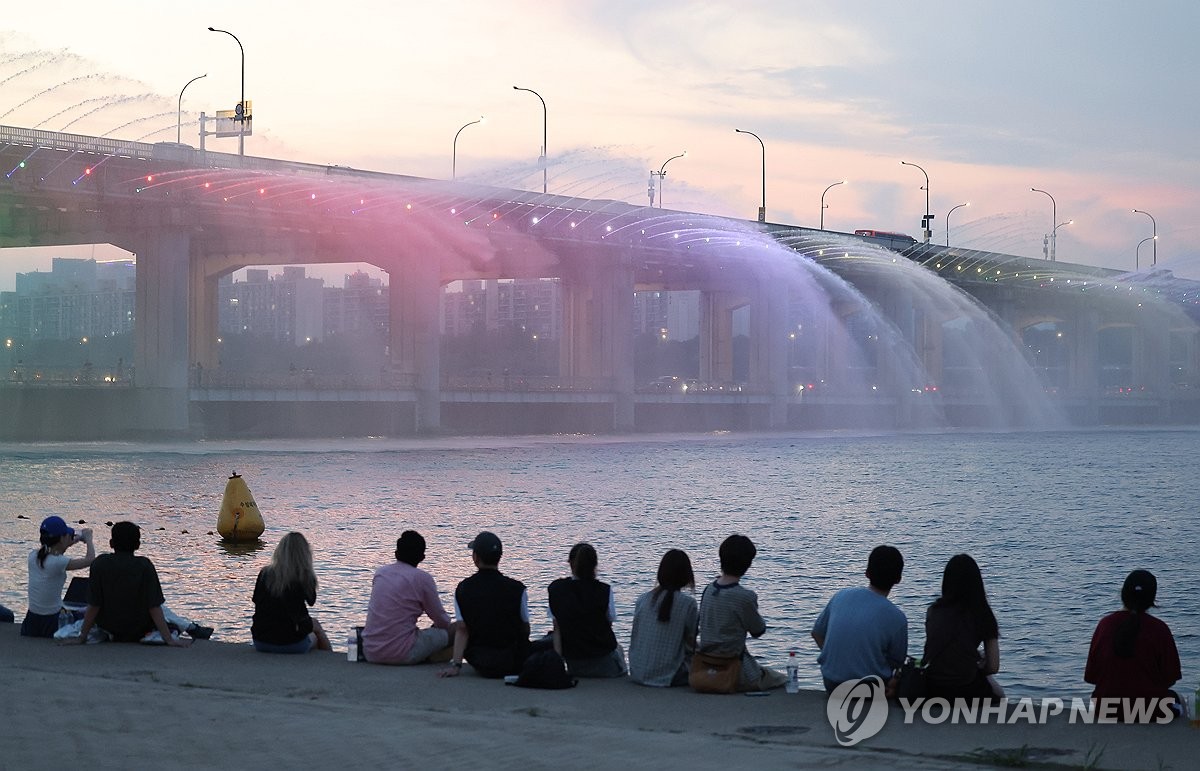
[1084,569,1181,721]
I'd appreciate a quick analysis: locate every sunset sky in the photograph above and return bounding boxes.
[2,1,1198,289]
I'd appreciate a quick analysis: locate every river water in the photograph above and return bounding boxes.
[0,429,1195,696]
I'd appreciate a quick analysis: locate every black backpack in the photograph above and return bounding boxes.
[512,649,578,689]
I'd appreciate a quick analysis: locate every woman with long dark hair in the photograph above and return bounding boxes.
[1085,570,1181,717]
[548,542,626,677]
[21,516,94,637]
[628,549,698,686]
[251,532,332,653]
[923,554,1003,700]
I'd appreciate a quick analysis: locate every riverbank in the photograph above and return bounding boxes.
[1,625,1192,770]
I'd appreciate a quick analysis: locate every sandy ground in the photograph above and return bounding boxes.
[0,624,1194,770]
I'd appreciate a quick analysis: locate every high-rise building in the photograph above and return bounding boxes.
[4,258,135,341]
[219,266,325,344]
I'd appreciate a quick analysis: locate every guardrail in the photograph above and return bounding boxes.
[443,374,614,392]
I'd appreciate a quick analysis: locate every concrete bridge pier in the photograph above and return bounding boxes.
[190,253,247,373]
[131,229,192,435]
[560,253,635,431]
[388,259,442,433]
[698,290,740,384]
[1069,309,1100,424]
[747,277,790,429]
[1136,309,1172,421]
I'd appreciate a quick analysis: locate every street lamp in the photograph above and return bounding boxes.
[1132,209,1158,267]
[1136,235,1157,271]
[945,202,969,247]
[513,86,547,194]
[1052,220,1073,261]
[452,116,483,180]
[820,180,845,230]
[176,73,207,144]
[649,151,686,207]
[734,128,766,222]
[1030,188,1058,261]
[900,161,932,242]
[208,27,246,156]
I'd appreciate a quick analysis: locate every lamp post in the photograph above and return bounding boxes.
[207,27,245,156]
[649,151,686,207]
[900,161,932,242]
[820,180,845,230]
[1052,220,1073,261]
[452,116,483,180]
[734,128,766,222]
[1030,188,1057,261]
[1136,235,1157,271]
[945,202,969,246]
[513,86,547,194]
[176,73,207,145]
[1132,209,1158,267]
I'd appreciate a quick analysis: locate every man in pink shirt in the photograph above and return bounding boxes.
[362,531,455,665]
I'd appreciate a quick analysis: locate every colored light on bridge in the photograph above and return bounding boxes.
[451,208,457,214]
[405,203,412,210]
[311,193,317,200]
[570,222,576,228]
[84,168,91,175]
[259,188,266,195]
[532,217,540,224]
[605,225,612,232]
[146,175,153,183]
[204,182,211,189]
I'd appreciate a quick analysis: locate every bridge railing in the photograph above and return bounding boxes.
[195,370,418,390]
[443,374,614,392]
[0,125,157,161]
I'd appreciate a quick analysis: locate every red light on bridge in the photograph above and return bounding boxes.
[146,175,153,183]
[84,167,92,175]
[204,182,211,189]
[259,188,266,195]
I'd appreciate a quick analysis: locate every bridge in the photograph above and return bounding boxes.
[2,124,1198,439]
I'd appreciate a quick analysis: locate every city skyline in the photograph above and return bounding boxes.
[2,1,1198,290]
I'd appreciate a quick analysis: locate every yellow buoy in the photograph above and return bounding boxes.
[217,472,265,542]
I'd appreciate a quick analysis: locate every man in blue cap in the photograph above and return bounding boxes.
[439,531,530,678]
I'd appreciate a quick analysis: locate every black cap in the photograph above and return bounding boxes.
[468,531,502,561]
[1123,569,1158,606]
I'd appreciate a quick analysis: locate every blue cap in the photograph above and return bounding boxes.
[40,516,75,539]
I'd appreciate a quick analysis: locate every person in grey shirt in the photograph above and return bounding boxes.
[628,549,698,686]
[697,535,787,691]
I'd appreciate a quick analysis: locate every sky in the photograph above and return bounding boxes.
[2,0,1199,290]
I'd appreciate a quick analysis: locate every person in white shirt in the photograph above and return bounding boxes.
[22,516,94,637]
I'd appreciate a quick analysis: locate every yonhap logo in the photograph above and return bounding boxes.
[826,676,889,746]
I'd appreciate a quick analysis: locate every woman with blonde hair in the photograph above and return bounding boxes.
[251,532,332,653]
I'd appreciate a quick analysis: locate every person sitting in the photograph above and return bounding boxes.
[1085,569,1181,721]
[812,545,907,693]
[697,534,787,691]
[439,531,530,678]
[548,542,626,678]
[251,532,332,654]
[21,516,94,637]
[362,530,455,665]
[628,548,698,686]
[75,521,189,647]
[923,554,1003,701]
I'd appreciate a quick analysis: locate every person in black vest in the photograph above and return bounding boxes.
[439,531,530,678]
[548,542,626,677]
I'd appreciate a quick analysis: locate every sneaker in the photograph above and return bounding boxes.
[186,623,214,640]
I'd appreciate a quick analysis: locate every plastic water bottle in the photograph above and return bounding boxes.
[785,650,799,694]
[346,628,357,662]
